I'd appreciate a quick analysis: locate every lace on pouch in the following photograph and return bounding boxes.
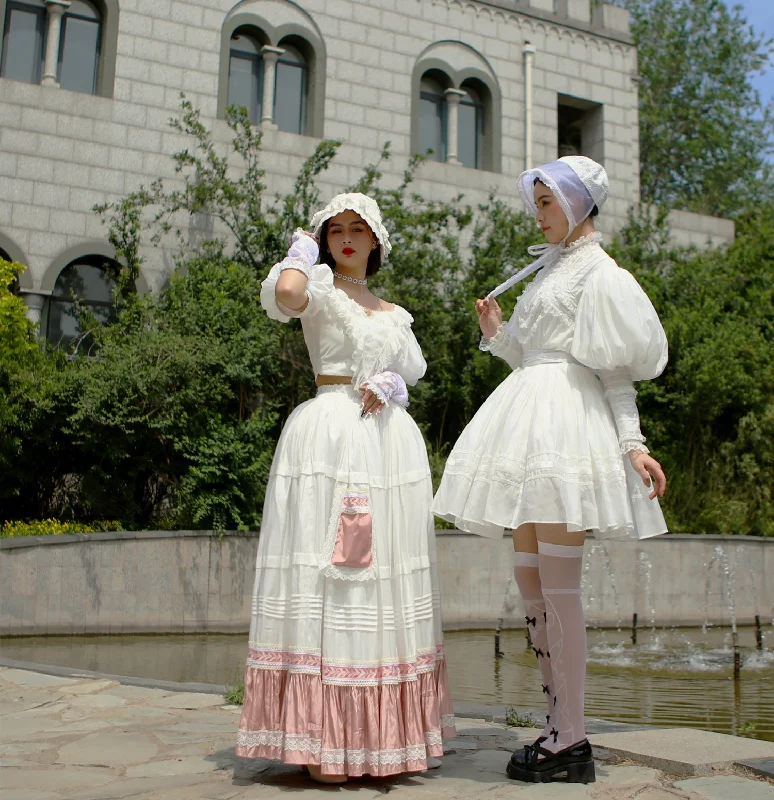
[321,484,379,581]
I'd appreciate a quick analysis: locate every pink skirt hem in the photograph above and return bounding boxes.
[236,658,456,777]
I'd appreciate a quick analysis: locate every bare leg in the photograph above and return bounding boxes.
[511,523,554,740]
[535,524,587,754]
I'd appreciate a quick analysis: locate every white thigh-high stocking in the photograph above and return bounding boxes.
[537,541,587,754]
[512,553,555,740]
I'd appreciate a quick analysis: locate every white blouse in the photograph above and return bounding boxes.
[260,261,427,389]
[484,233,668,453]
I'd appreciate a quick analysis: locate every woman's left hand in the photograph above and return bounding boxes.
[359,385,385,417]
[628,451,667,499]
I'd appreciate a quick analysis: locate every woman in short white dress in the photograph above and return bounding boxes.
[432,157,668,785]
[236,193,455,783]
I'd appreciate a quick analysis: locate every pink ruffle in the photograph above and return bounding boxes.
[236,659,456,777]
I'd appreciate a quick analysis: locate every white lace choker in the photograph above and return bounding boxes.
[335,272,368,286]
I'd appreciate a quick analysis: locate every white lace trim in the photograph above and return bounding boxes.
[479,324,509,353]
[623,441,650,455]
[440,714,456,729]
[364,370,409,408]
[320,482,379,582]
[278,259,311,278]
[558,231,603,258]
[237,729,433,766]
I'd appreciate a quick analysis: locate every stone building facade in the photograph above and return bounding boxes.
[0,0,734,341]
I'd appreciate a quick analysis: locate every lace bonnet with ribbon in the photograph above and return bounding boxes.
[310,192,392,260]
[487,156,609,299]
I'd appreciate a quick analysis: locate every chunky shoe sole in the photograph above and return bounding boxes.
[506,757,595,784]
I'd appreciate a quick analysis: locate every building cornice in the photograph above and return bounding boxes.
[432,0,635,47]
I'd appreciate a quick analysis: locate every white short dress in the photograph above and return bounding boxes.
[236,262,455,776]
[432,233,669,541]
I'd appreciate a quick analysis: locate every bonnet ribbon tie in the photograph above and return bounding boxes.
[486,242,562,300]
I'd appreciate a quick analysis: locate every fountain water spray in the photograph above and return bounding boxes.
[703,545,740,680]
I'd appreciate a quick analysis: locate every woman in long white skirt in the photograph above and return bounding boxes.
[432,157,668,785]
[236,193,455,783]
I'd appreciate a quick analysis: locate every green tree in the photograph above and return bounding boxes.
[616,0,773,215]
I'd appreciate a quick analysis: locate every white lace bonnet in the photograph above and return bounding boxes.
[487,156,609,299]
[310,192,392,259]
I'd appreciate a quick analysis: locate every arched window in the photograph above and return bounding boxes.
[46,256,118,349]
[228,28,264,123]
[58,0,101,95]
[458,83,485,170]
[0,0,46,84]
[274,42,307,135]
[418,73,448,162]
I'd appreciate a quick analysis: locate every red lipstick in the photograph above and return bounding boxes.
[342,247,355,255]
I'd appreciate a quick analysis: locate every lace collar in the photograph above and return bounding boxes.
[557,231,603,259]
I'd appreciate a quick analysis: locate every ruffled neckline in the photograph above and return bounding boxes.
[558,231,603,259]
[330,286,413,327]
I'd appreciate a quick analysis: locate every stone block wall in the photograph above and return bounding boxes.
[1,531,771,635]
[2,0,643,309]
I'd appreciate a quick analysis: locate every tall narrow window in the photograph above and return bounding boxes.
[46,257,117,350]
[274,44,307,135]
[58,0,101,95]
[458,85,484,170]
[418,75,446,161]
[0,0,46,84]
[228,29,262,123]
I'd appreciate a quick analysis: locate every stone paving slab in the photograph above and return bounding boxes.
[588,727,774,777]
[738,758,774,779]
[1,666,772,800]
[675,775,774,799]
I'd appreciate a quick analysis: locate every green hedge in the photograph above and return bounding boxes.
[1,520,123,538]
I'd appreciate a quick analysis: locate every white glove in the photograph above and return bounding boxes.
[364,371,410,408]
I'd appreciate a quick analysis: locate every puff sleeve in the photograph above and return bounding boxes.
[390,326,427,387]
[571,262,667,454]
[570,263,667,380]
[260,229,334,323]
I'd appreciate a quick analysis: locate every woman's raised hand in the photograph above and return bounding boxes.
[475,296,503,339]
[628,451,667,500]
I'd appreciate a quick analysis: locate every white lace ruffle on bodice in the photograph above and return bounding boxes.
[260,258,426,390]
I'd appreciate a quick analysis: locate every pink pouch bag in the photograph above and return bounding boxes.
[331,491,373,568]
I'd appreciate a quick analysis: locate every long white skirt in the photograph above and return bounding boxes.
[237,385,455,777]
[432,361,667,540]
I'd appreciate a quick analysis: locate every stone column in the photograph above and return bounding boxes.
[21,292,47,327]
[260,45,285,129]
[41,0,70,87]
[444,88,466,165]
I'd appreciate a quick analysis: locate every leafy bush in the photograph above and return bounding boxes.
[1,519,122,538]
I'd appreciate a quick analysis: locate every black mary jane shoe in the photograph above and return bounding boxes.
[509,736,547,766]
[506,739,595,784]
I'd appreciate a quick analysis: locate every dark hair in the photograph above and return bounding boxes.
[533,177,598,217]
[319,218,382,277]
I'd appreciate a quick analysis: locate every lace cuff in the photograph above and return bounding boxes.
[480,324,523,370]
[623,439,650,455]
[363,371,409,408]
[479,324,508,353]
[276,228,319,277]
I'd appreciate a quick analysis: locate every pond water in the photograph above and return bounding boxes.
[1,625,772,741]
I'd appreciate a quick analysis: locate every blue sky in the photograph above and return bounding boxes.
[726,0,774,110]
